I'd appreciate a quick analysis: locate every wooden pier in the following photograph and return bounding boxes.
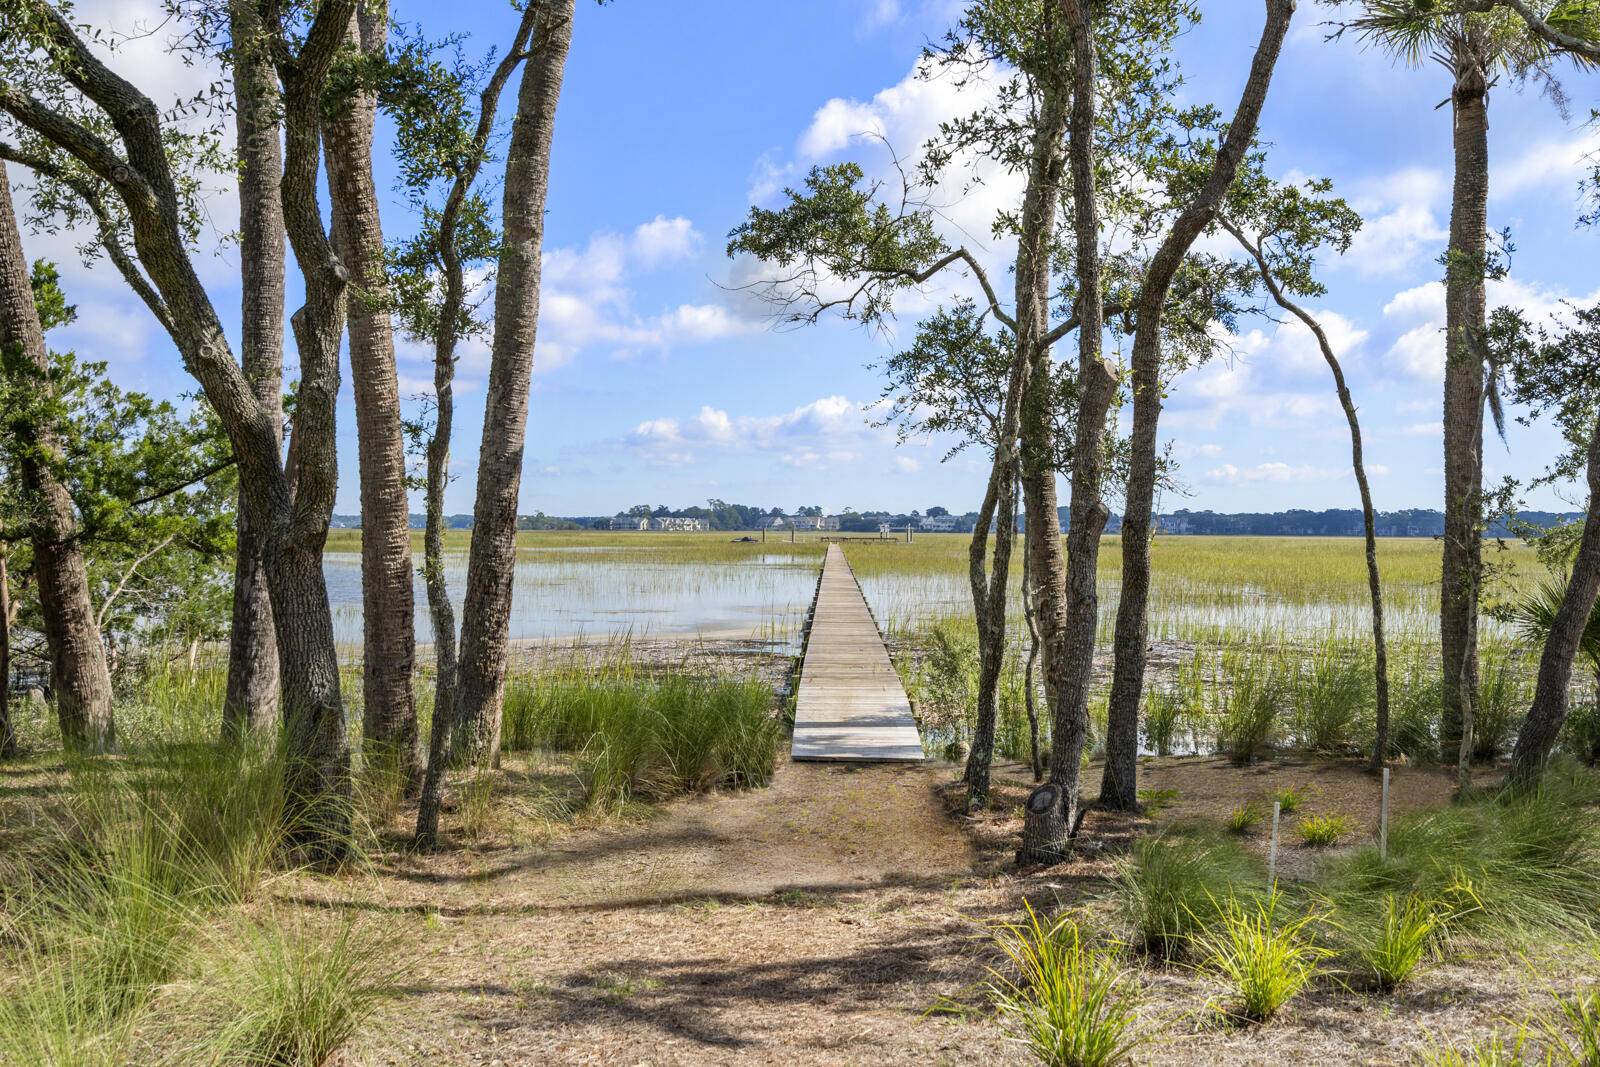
[791,544,924,762]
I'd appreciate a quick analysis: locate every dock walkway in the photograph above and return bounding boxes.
[791,544,924,762]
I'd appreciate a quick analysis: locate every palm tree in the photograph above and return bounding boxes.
[1334,2,1564,780]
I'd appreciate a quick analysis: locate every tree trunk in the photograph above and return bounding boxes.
[961,436,1020,810]
[1508,413,1600,782]
[1018,4,1095,866]
[0,164,115,753]
[412,5,547,847]
[1225,223,1391,768]
[1098,0,1295,812]
[1021,513,1043,782]
[222,0,284,743]
[0,550,15,759]
[453,0,575,769]
[1441,42,1490,762]
[325,2,419,794]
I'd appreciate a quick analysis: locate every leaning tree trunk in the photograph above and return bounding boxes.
[0,550,15,758]
[1508,413,1600,783]
[1441,44,1490,763]
[1021,512,1043,782]
[1226,223,1392,768]
[1018,6,1094,866]
[0,164,115,753]
[222,0,284,742]
[1097,0,1294,812]
[325,1,419,794]
[453,0,575,769]
[962,434,1020,810]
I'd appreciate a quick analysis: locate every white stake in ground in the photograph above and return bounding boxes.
[1268,800,1281,883]
[1380,766,1390,861]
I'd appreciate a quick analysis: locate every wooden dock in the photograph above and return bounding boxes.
[791,544,924,762]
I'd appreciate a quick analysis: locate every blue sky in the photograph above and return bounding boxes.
[20,0,1600,518]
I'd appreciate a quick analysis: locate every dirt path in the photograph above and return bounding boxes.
[333,761,1015,1066]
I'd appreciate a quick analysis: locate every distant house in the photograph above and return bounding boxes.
[652,516,705,532]
[765,514,790,529]
[609,515,649,531]
[919,514,958,533]
[790,514,841,531]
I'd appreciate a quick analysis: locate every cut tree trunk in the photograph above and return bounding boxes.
[1441,43,1490,762]
[222,0,284,742]
[325,1,419,794]
[453,0,575,769]
[0,163,115,753]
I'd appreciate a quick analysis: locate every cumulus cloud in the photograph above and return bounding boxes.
[1495,128,1600,202]
[630,395,887,469]
[1338,168,1448,278]
[1204,462,1369,485]
[1380,276,1600,381]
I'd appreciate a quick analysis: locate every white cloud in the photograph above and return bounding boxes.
[894,455,921,473]
[629,395,885,469]
[1338,168,1448,278]
[1380,277,1600,381]
[1495,129,1600,202]
[1204,462,1357,485]
[630,216,702,266]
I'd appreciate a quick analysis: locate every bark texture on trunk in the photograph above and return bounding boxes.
[325,2,419,793]
[0,164,115,753]
[1510,408,1600,784]
[0,1,358,860]
[0,551,16,758]
[961,427,1020,809]
[452,0,575,769]
[1441,40,1490,761]
[415,3,547,847]
[1099,0,1296,811]
[1018,2,1094,866]
[222,0,284,742]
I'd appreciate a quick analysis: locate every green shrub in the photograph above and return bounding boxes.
[988,905,1143,1067]
[1198,889,1330,1024]
[1358,894,1443,992]
[1297,814,1351,848]
[1560,698,1600,765]
[1137,787,1180,815]
[1215,651,1282,765]
[1114,827,1263,959]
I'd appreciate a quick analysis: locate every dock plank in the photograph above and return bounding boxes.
[791,544,924,762]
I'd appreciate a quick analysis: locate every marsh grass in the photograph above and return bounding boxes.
[988,904,1144,1067]
[501,663,779,811]
[1114,826,1263,959]
[1198,889,1331,1024]
[1289,641,1374,753]
[1215,651,1282,764]
[1141,688,1184,757]
[1474,646,1529,763]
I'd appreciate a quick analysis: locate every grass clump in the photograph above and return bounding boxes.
[1114,826,1263,959]
[1137,787,1180,815]
[1417,1032,1530,1067]
[1357,894,1444,992]
[988,904,1143,1067]
[1226,801,1264,834]
[1198,889,1330,1024]
[1141,689,1184,757]
[201,915,398,1066]
[1297,814,1351,848]
[1275,784,1308,814]
[1320,769,1600,945]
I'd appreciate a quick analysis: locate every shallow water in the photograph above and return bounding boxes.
[323,549,821,649]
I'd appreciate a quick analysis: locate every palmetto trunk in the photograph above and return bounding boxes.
[1441,40,1490,763]
[325,2,419,793]
[1510,407,1600,784]
[222,0,284,742]
[453,0,575,768]
[0,164,115,753]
